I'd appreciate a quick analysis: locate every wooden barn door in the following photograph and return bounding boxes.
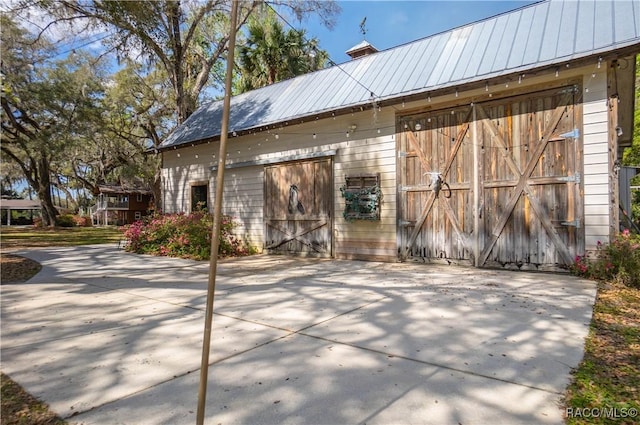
[264,157,332,257]
[398,86,583,269]
[476,87,582,269]
[398,105,475,264]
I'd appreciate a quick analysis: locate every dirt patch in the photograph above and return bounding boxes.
[0,254,42,284]
[1,372,67,425]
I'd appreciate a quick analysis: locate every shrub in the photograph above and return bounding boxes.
[73,215,93,227]
[55,214,76,227]
[570,230,640,288]
[120,212,255,260]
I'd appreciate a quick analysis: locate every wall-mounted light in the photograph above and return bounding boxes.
[414,123,422,131]
[616,126,623,137]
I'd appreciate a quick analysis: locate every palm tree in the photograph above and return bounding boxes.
[236,10,328,93]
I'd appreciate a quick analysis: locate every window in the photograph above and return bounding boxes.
[191,184,208,211]
[134,211,142,221]
[137,193,143,202]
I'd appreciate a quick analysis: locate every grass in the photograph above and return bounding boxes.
[0,226,122,249]
[1,373,67,425]
[564,281,640,424]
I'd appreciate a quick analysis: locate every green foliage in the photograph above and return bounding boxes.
[622,54,640,224]
[1,16,107,225]
[121,212,256,260]
[55,214,76,228]
[622,55,640,170]
[236,6,329,93]
[39,1,339,123]
[570,230,640,288]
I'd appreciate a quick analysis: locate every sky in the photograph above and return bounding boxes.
[298,0,540,65]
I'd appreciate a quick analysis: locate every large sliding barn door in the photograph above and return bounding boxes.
[398,105,475,264]
[398,86,583,269]
[264,157,332,257]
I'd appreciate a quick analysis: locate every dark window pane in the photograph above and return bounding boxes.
[191,185,208,211]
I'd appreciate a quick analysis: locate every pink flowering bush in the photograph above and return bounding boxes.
[570,230,640,288]
[121,212,255,260]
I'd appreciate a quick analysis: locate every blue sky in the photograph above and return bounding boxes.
[299,0,539,64]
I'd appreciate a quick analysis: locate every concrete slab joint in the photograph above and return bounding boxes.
[1,246,596,425]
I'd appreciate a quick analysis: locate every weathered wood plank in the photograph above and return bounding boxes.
[400,108,472,259]
[478,92,572,266]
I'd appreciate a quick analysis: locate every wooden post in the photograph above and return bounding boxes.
[607,61,620,239]
[472,104,480,266]
[196,1,240,424]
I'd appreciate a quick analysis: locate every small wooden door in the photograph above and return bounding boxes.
[398,86,583,269]
[264,157,332,257]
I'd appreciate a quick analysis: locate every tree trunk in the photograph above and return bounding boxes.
[36,157,59,226]
[152,169,162,214]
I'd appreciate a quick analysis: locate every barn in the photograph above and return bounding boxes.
[158,0,640,271]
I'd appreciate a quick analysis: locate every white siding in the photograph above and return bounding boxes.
[162,62,616,263]
[333,110,398,260]
[162,108,398,259]
[214,166,264,248]
[582,68,610,250]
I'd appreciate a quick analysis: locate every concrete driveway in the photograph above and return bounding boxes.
[1,245,596,425]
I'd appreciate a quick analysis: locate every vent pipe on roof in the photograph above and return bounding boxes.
[345,40,378,59]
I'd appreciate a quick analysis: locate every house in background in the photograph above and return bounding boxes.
[0,198,41,225]
[158,0,639,271]
[91,185,154,226]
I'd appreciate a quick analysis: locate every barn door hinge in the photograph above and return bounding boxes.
[557,172,581,184]
[561,219,581,228]
[559,128,580,139]
[398,151,408,158]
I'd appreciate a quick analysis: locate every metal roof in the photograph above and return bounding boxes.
[0,199,41,210]
[160,0,640,150]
